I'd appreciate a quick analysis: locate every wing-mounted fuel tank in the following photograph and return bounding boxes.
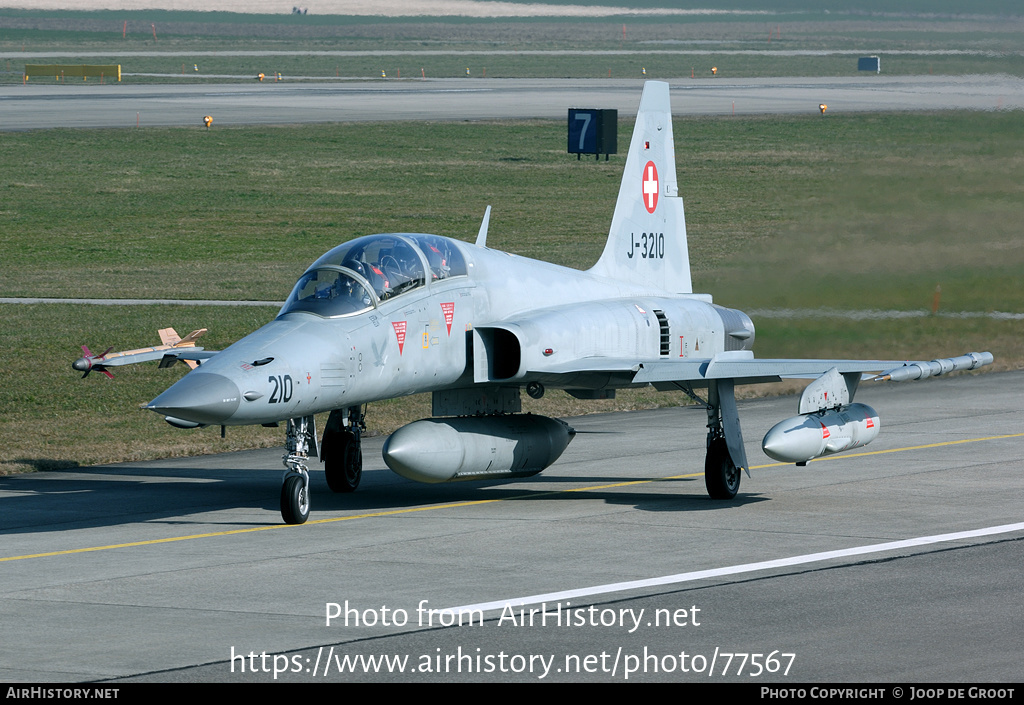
[761,367,879,465]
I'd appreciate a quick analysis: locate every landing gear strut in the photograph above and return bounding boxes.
[704,379,748,500]
[322,406,364,493]
[281,415,317,524]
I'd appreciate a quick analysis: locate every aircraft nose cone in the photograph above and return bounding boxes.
[147,372,242,425]
[72,357,90,372]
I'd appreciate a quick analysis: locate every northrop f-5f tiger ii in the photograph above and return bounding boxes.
[74,81,993,524]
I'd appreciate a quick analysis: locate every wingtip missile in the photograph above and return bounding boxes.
[874,352,994,383]
[72,345,115,378]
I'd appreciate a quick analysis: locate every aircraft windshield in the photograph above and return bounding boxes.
[283,234,469,318]
[312,234,427,301]
[280,268,375,318]
[313,234,467,286]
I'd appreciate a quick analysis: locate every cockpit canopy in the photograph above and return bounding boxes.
[279,233,467,318]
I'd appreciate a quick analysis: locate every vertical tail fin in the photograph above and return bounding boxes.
[588,81,692,294]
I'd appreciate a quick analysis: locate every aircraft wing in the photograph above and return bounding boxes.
[76,347,218,371]
[633,351,994,385]
[525,350,993,388]
[109,348,218,368]
[72,327,219,377]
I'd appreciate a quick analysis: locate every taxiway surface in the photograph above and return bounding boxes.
[2,75,1023,130]
[2,371,1021,682]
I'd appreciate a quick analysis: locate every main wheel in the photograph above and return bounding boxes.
[281,474,310,524]
[705,437,741,499]
[324,431,362,493]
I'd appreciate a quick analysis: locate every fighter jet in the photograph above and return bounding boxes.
[77,81,992,524]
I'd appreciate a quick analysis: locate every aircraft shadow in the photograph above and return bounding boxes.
[0,459,766,537]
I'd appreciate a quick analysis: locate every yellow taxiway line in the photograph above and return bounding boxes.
[3,432,1022,564]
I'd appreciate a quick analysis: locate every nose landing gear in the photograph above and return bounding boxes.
[279,407,365,525]
[281,415,317,524]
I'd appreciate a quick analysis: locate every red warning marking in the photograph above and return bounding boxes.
[642,160,659,214]
[440,302,455,336]
[866,416,874,428]
[392,321,407,355]
[820,422,830,439]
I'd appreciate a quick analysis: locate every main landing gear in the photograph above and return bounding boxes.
[321,406,364,494]
[680,380,748,500]
[704,379,748,500]
[279,406,365,525]
[705,435,741,499]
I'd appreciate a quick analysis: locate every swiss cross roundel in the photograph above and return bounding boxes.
[642,160,659,214]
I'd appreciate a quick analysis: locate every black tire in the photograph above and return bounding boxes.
[324,431,362,493]
[705,437,741,499]
[281,474,310,524]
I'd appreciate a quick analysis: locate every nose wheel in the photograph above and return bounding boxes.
[281,416,316,524]
[281,470,310,524]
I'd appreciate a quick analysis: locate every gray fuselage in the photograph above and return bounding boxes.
[146,233,751,427]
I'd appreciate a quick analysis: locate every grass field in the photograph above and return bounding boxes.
[1,109,1021,475]
[2,7,1024,82]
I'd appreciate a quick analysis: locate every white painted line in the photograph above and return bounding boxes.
[442,522,1024,616]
